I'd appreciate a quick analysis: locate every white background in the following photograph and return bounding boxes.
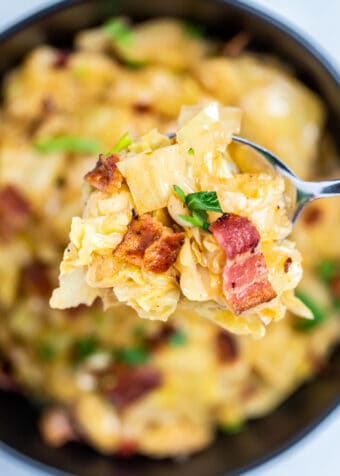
[0,1,339,475]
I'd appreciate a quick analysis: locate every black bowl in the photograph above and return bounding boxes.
[0,1,339,475]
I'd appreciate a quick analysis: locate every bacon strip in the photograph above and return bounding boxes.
[84,154,123,193]
[108,366,162,410]
[21,260,53,297]
[209,213,276,314]
[216,330,239,363]
[0,185,31,242]
[144,232,184,273]
[113,213,184,273]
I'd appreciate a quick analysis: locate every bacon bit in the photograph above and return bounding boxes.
[209,213,276,314]
[0,185,31,242]
[114,214,163,267]
[84,154,123,193]
[52,50,71,69]
[223,32,250,57]
[144,232,184,273]
[132,102,152,114]
[108,366,162,410]
[303,205,322,225]
[148,324,176,351]
[41,96,56,114]
[284,257,292,273]
[21,261,53,297]
[216,330,239,363]
[330,275,340,298]
[117,439,138,457]
[40,407,77,447]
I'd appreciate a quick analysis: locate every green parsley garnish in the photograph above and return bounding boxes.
[38,342,57,362]
[182,21,204,38]
[116,347,149,365]
[294,290,326,331]
[188,147,195,155]
[108,132,133,155]
[72,337,98,363]
[316,259,339,283]
[168,329,187,347]
[35,136,102,154]
[103,18,132,46]
[220,420,245,435]
[174,185,223,231]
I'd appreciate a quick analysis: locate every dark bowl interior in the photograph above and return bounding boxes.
[0,1,339,475]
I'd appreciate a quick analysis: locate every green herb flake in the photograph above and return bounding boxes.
[168,330,187,347]
[35,136,102,154]
[294,290,326,331]
[183,21,204,39]
[38,342,57,362]
[103,18,132,46]
[72,337,98,363]
[124,59,145,70]
[188,147,195,155]
[173,184,186,203]
[186,191,223,213]
[220,420,245,435]
[316,259,339,283]
[109,132,133,154]
[116,347,149,365]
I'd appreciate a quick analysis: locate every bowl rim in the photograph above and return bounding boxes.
[0,1,339,475]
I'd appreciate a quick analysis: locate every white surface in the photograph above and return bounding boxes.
[0,1,339,475]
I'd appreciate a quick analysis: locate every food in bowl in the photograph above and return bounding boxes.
[0,17,339,458]
[51,101,310,336]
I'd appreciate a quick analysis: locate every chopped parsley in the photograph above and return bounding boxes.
[168,329,187,347]
[220,420,245,435]
[294,290,326,331]
[188,147,195,155]
[316,259,340,283]
[35,136,102,154]
[72,337,98,363]
[108,132,133,154]
[182,21,204,38]
[174,185,223,231]
[103,18,133,46]
[38,342,57,362]
[115,347,149,365]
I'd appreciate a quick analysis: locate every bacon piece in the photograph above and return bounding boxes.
[21,260,53,297]
[223,31,250,57]
[52,50,71,69]
[40,407,77,447]
[302,205,322,225]
[330,275,340,298]
[209,213,276,314]
[117,439,138,457]
[144,232,184,273]
[84,154,123,193]
[108,366,162,410]
[113,213,163,267]
[216,330,239,363]
[147,324,177,351]
[284,257,292,273]
[0,185,31,242]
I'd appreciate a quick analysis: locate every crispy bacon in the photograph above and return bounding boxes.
[84,154,123,193]
[144,232,184,273]
[114,213,163,267]
[113,213,183,273]
[216,330,239,363]
[303,205,322,225]
[21,260,53,297]
[117,439,138,457]
[0,185,30,242]
[40,407,77,447]
[223,31,250,57]
[330,275,340,298]
[108,366,162,410]
[52,50,71,69]
[209,213,276,314]
[284,257,292,273]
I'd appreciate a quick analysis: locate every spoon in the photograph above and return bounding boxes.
[168,132,340,224]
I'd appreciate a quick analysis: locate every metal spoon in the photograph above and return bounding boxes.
[168,132,340,224]
[231,136,340,224]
